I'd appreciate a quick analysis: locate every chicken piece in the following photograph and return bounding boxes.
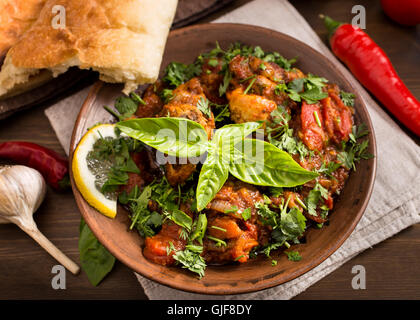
[203,219,259,264]
[248,56,285,82]
[158,78,215,138]
[168,77,206,107]
[229,55,253,80]
[200,59,226,105]
[159,103,215,139]
[285,68,305,82]
[207,215,243,240]
[136,80,164,118]
[164,162,196,186]
[200,73,225,105]
[230,222,259,263]
[206,180,264,222]
[143,222,186,266]
[227,87,277,124]
[158,78,215,186]
[251,75,292,107]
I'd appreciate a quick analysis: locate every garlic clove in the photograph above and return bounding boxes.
[0,165,46,230]
[0,165,80,274]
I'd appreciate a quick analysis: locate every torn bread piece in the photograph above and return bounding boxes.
[0,0,50,99]
[0,0,178,97]
[0,0,47,58]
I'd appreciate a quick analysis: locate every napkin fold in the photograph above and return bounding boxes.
[45,0,420,300]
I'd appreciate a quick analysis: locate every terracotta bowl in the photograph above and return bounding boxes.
[69,23,376,295]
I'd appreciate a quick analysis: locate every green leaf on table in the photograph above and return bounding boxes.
[79,219,116,286]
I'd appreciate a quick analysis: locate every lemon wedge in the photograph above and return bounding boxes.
[72,124,119,218]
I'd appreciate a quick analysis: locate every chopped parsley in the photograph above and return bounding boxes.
[167,242,206,278]
[275,74,328,104]
[163,61,202,87]
[338,124,373,170]
[197,97,212,118]
[206,235,227,247]
[104,92,143,120]
[241,208,252,221]
[266,106,312,160]
[285,250,302,261]
[340,91,355,107]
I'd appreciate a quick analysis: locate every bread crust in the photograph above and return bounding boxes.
[0,0,178,96]
[0,0,47,58]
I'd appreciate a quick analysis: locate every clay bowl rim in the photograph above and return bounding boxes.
[69,23,377,295]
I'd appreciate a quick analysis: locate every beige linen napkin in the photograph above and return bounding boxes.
[45,0,420,299]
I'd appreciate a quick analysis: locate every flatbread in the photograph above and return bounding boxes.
[0,0,178,96]
[0,0,47,58]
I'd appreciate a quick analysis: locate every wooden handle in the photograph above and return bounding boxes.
[20,226,80,275]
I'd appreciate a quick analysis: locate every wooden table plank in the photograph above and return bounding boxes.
[0,0,419,299]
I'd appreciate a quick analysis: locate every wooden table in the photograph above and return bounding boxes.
[0,0,419,300]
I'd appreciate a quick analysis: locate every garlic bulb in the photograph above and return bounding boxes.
[0,165,46,229]
[0,165,80,274]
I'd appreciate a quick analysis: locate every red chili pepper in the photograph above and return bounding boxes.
[323,16,420,137]
[0,141,69,191]
[381,0,420,26]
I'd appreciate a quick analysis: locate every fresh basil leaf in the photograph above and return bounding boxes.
[79,219,116,286]
[196,147,229,211]
[213,121,262,154]
[229,139,319,187]
[116,118,209,158]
